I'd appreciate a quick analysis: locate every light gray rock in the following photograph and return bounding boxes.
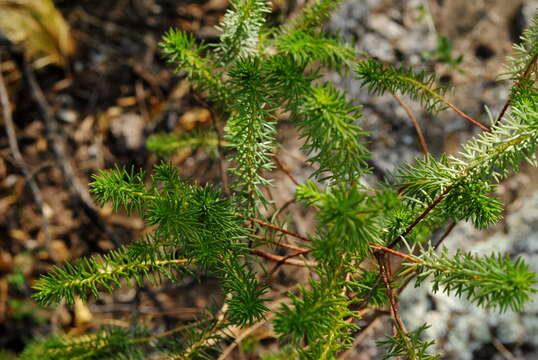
[400,192,538,359]
[109,113,145,150]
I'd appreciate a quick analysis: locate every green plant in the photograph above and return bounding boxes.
[422,35,464,68]
[23,1,538,359]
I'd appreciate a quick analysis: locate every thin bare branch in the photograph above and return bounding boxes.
[389,90,429,154]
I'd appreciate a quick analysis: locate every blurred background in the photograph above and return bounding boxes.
[0,0,537,358]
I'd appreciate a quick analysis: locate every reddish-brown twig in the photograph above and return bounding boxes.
[370,244,420,263]
[269,248,312,275]
[389,91,429,154]
[193,95,229,194]
[376,254,406,333]
[387,186,453,249]
[249,217,310,242]
[250,249,312,267]
[434,221,457,250]
[251,234,309,252]
[274,156,300,185]
[398,73,489,132]
[494,53,538,127]
[273,197,296,216]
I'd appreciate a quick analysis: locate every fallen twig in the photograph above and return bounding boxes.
[0,57,53,258]
[14,52,121,248]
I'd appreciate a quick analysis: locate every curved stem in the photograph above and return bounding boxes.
[400,74,489,132]
[389,90,430,154]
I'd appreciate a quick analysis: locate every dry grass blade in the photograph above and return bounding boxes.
[0,0,75,67]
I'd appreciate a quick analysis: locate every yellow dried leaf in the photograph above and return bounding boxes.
[0,0,75,67]
[74,297,93,327]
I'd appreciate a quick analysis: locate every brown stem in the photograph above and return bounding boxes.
[270,248,312,274]
[370,245,420,263]
[274,197,296,215]
[133,319,208,344]
[376,254,406,334]
[217,318,270,360]
[394,76,489,131]
[389,91,429,154]
[274,156,300,185]
[494,53,538,127]
[277,148,319,170]
[396,221,458,296]
[376,254,417,357]
[400,74,489,132]
[434,221,457,250]
[495,101,511,128]
[193,95,229,195]
[248,217,310,242]
[387,186,453,249]
[250,249,312,267]
[251,234,309,252]
[446,102,489,132]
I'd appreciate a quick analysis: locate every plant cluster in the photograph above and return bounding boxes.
[22,1,538,359]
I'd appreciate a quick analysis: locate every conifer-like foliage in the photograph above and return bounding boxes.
[26,2,538,359]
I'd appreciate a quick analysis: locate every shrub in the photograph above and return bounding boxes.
[23,1,538,359]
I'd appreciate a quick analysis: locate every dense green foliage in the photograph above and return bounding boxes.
[24,1,538,359]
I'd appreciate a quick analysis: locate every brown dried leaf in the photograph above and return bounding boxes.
[0,251,14,274]
[180,107,211,130]
[50,240,70,263]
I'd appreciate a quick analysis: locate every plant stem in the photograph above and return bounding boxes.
[494,53,538,126]
[400,74,489,132]
[389,90,430,154]
[370,245,420,263]
[251,234,310,252]
[248,217,310,242]
[250,249,313,267]
[194,95,230,195]
[375,254,406,334]
[387,186,453,249]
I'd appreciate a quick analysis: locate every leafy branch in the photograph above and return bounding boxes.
[32,244,188,306]
[410,247,537,312]
[356,58,488,131]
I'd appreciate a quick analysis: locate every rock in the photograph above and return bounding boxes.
[57,109,77,124]
[368,14,405,40]
[109,112,145,150]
